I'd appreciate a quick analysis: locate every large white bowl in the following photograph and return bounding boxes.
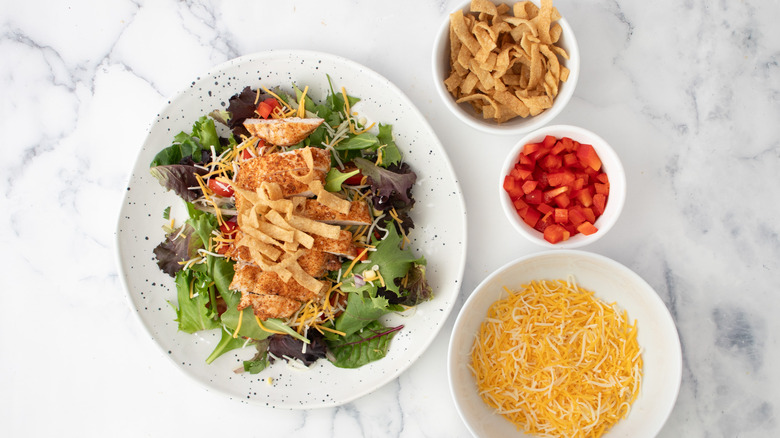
[448,250,681,437]
[432,0,580,135]
[499,125,626,248]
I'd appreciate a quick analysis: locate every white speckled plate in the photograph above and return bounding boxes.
[115,50,467,409]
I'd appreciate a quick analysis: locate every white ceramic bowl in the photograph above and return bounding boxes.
[432,0,580,135]
[448,250,682,438]
[499,124,626,248]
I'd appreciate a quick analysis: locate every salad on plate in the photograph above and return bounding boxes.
[148,78,431,374]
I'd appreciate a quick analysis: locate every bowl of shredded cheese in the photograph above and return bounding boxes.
[448,250,681,438]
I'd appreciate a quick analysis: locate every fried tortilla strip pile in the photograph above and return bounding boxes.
[445,0,570,123]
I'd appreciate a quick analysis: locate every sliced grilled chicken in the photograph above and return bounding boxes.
[231,264,326,303]
[312,230,359,259]
[243,117,325,147]
[237,290,301,320]
[297,198,372,226]
[239,147,331,179]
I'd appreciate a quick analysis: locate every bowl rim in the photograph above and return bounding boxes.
[498,124,627,248]
[447,249,682,438]
[431,0,581,135]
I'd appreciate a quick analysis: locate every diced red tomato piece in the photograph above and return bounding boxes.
[563,152,578,167]
[569,207,587,226]
[534,212,554,233]
[526,189,543,204]
[344,171,364,185]
[544,186,569,203]
[576,143,602,171]
[596,173,609,184]
[574,187,593,207]
[522,207,541,228]
[554,208,569,224]
[594,182,610,195]
[530,146,551,162]
[547,170,575,187]
[543,224,570,244]
[533,169,550,188]
[561,136,574,152]
[518,154,534,166]
[554,192,571,208]
[542,135,557,148]
[208,178,234,197]
[513,198,528,211]
[540,154,562,171]
[551,140,566,155]
[256,101,273,119]
[511,165,534,181]
[593,193,607,215]
[582,207,596,224]
[503,176,524,199]
[537,203,554,215]
[522,180,538,194]
[577,221,599,236]
[522,142,541,156]
[219,219,239,236]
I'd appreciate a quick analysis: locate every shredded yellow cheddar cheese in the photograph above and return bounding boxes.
[470,279,643,438]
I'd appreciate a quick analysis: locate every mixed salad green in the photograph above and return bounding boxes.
[149,77,431,373]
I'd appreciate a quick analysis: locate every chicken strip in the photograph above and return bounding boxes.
[231,264,326,303]
[243,117,325,147]
[297,198,372,226]
[237,290,301,320]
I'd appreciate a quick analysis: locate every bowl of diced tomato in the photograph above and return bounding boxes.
[500,125,626,248]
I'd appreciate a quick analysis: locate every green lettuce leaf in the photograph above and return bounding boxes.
[326,320,402,368]
[172,269,220,334]
[335,132,379,151]
[206,327,248,364]
[349,224,424,295]
[377,124,402,166]
[333,289,393,337]
[150,116,221,167]
[325,167,360,192]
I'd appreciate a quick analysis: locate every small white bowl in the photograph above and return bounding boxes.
[431,0,580,135]
[448,250,682,438]
[499,124,626,248]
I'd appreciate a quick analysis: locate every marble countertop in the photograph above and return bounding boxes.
[3,0,778,436]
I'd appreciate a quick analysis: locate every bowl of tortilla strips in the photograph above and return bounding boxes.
[432,0,580,135]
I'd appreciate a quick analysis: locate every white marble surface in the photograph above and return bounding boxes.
[2,0,779,436]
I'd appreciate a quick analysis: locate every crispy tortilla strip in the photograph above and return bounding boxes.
[470,0,497,16]
[287,214,342,240]
[450,10,481,55]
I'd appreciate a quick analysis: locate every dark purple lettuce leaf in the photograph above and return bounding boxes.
[226,86,273,139]
[153,223,199,277]
[353,157,416,210]
[268,332,327,367]
[149,162,207,202]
